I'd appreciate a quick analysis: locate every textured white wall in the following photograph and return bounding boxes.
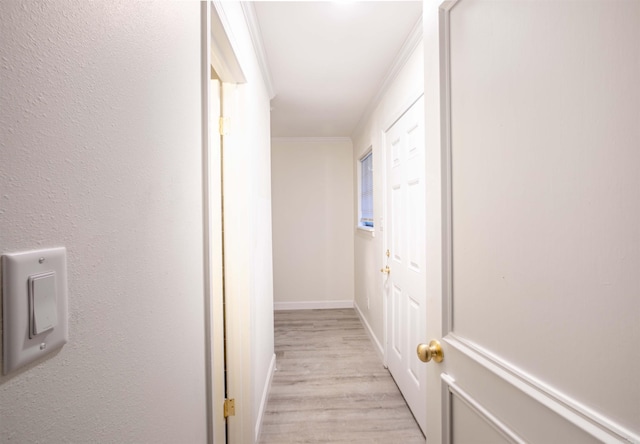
[351,43,424,351]
[271,139,355,306]
[0,1,207,442]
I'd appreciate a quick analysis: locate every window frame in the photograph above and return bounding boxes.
[358,149,374,232]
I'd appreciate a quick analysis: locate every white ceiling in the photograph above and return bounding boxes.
[253,1,423,138]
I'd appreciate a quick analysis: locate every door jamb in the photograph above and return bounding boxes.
[201,3,226,443]
[202,2,247,443]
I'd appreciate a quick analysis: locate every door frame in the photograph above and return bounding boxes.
[201,3,226,442]
[202,2,247,443]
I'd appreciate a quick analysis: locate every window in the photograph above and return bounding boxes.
[359,151,374,228]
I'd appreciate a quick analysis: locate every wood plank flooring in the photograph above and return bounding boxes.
[258,309,425,444]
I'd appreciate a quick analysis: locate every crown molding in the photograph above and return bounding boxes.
[271,137,353,144]
[351,15,423,139]
[241,2,276,100]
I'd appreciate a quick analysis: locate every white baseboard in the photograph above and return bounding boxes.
[273,300,354,311]
[255,353,276,443]
[354,301,385,364]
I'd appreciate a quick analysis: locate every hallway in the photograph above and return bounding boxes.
[259,309,424,444]
[3,1,639,442]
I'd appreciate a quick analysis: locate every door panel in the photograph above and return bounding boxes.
[408,296,421,382]
[393,284,403,356]
[392,185,402,259]
[424,1,640,442]
[385,96,427,434]
[407,181,421,271]
[442,341,606,443]
[451,395,511,444]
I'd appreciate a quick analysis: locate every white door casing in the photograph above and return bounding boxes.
[207,3,250,443]
[207,75,226,444]
[424,1,640,443]
[384,95,428,434]
[202,2,226,442]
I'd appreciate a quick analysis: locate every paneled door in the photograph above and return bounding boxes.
[422,1,640,443]
[384,95,427,434]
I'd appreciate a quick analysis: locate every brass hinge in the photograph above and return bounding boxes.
[219,117,230,136]
[223,398,236,418]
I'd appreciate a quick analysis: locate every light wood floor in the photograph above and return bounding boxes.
[258,309,425,444]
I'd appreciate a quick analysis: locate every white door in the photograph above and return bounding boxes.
[384,95,427,434]
[423,1,640,443]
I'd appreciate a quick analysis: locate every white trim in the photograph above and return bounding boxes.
[354,301,385,364]
[440,0,455,336]
[356,226,375,237]
[436,4,456,443]
[382,92,425,133]
[210,2,246,83]
[442,373,526,444]
[358,148,372,162]
[254,353,276,443]
[445,334,640,444]
[441,371,451,444]
[201,5,214,442]
[271,137,352,144]
[352,16,423,139]
[201,4,227,443]
[357,147,374,231]
[381,126,389,372]
[273,300,354,311]
[240,2,276,99]
[355,139,373,159]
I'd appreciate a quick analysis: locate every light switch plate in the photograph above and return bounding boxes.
[2,247,68,375]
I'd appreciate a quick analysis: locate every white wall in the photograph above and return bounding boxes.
[214,4,276,442]
[271,139,355,309]
[0,1,207,442]
[351,42,424,355]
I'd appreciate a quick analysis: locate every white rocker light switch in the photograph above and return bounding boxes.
[29,272,58,337]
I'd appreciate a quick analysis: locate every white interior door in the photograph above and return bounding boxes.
[384,95,427,434]
[424,1,640,443]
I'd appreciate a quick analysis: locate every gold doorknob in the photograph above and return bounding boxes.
[417,340,444,363]
[380,265,390,274]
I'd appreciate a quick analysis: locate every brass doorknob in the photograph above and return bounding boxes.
[417,340,444,363]
[380,265,390,274]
